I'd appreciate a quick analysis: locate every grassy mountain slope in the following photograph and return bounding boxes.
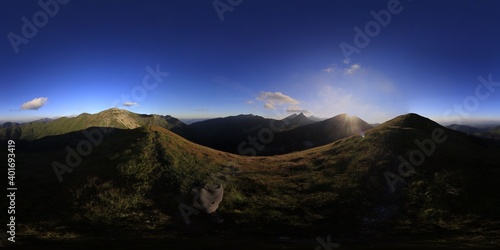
[0,108,186,140]
[6,113,500,248]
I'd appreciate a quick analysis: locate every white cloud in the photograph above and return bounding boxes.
[264,103,275,109]
[343,58,351,64]
[20,97,48,110]
[286,105,309,113]
[257,91,300,110]
[344,63,361,75]
[323,64,337,73]
[246,100,255,104]
[122,102,138,107]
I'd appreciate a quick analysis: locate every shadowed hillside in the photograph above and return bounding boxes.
[259,114,373,155]
[446,124,481,134]
[181,114,273,154]
[182,113,371,156]
[6,113,500,248]
[180,113,317,155]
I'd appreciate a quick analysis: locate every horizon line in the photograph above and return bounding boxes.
[1,108,500,127]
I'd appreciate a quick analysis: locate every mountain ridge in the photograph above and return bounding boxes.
[0,108,187,140]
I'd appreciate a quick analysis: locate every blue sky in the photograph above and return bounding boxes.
[1,0,499,124]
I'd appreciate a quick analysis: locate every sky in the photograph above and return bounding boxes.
[1,0,500,125]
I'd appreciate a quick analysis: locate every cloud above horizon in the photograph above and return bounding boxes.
[286,105,309,113]
[257,91,299,109]
[264,103,275,109]
[20,97,48,110]
[323,64,337,73]
[344,64,361,75]
[122,102,138,107]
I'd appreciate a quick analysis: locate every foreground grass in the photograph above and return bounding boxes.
[9,228,500,249]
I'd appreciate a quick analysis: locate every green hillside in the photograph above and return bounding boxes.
[0,108,186,140]
[5,114,500,248]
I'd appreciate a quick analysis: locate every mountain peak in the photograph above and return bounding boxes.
[307,115,324,122]
[101,107,128,113]
[285,112,315,128]
[283,113,298,120]
[292,112,311,122]
[382,113,443,132]
[296,112,307,118]
[283,112,308,122]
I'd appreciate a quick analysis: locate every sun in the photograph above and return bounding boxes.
[342,114,366,138]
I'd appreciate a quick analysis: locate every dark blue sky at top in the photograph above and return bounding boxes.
[1,0,499,124]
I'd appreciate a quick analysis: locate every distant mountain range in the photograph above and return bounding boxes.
[3,109,499,156]
[171,112,370,155]
[7,111,500,246]
[447,124,482,134]
[1,109,364,156]
[182,112,324,155]
[447,124,500,140]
